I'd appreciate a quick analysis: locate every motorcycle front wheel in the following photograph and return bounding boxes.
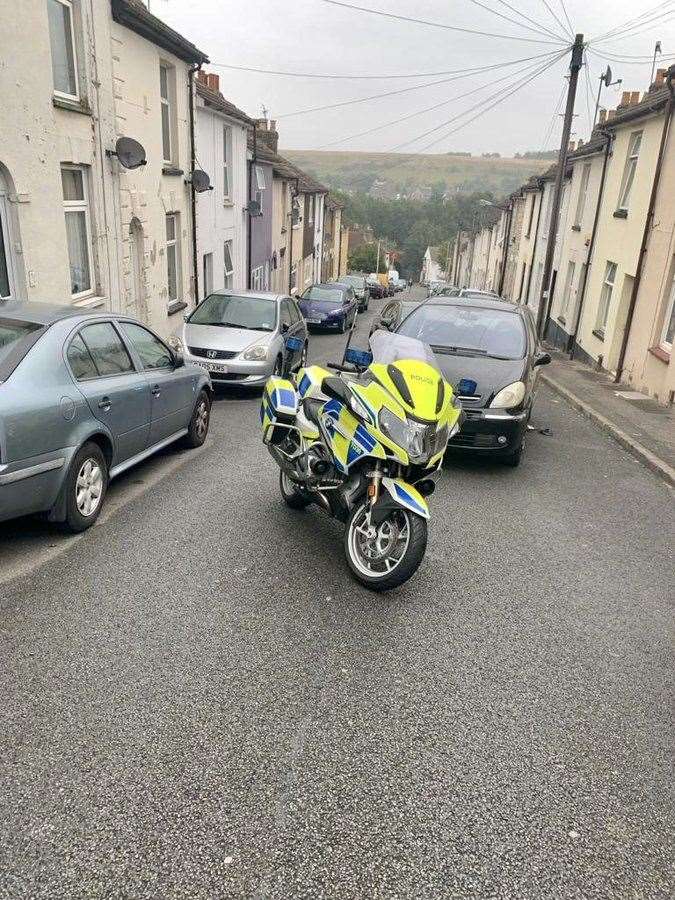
[344,502,427,591]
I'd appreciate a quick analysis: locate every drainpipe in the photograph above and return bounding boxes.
[614,68,675,382]
[523,189,543,305]
[189,63,201,304]
[337,214,343,278]
[569,135,612,358]
[288,177,299,293]
[247,122,257,290]
[497,203,513,297]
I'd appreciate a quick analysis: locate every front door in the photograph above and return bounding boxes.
[0,194,16,302]
[67,322,151,464]
[118,320,194,445]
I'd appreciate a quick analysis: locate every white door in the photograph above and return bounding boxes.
[0,194,16,302]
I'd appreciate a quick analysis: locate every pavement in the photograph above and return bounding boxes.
[0,291,673,899]
[541,350,675,486]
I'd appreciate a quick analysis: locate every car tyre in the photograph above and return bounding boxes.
[62,442,108,533]
[182,390,211,449]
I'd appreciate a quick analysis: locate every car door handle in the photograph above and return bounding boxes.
[98,397,112,411]
[151,385,161,397]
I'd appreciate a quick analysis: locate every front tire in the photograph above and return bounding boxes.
[62,442,108,533]
[279,470,311,509]
[182,390,211,448]
[344,503,427,591]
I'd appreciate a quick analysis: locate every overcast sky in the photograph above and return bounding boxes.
[153,0,675,157]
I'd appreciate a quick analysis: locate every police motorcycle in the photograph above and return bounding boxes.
[260,328,464,591]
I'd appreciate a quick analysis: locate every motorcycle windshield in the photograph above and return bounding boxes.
[369,330,441,372]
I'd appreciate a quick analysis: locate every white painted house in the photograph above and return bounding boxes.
[194,73,252,298]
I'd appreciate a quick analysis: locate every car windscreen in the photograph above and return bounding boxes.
[0,318,45,381]
[301,287,344,306]
[398,305,527,360]
[341,276,363,288]
[188,294,277,332]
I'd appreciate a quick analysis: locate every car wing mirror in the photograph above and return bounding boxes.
[534,351,551,367]
[173,350,185,368]
[281,322,289,333]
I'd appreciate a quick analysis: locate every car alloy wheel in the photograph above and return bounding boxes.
[195,397,209,440]
[75,458,104,517]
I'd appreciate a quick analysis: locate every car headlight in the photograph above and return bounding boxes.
[490,381,526,409]
[242,343,268,361]
[168,334,184,353]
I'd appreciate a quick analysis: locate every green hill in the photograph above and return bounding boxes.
[282,150,549,198]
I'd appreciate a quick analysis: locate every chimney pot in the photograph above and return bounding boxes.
[630,91,640,105]
[196,70,207,84]
[620,90,631,107]
[599,108,607,124]
[205,72,219,92]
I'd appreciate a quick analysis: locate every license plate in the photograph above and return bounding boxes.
[306,317,322,324]
[196,361,228,373]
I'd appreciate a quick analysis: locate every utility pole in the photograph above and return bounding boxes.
[650,41,662,87]
[536,33,585,338]
[375,239,381,275]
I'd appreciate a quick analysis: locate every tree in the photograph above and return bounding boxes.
[348,243,386,274]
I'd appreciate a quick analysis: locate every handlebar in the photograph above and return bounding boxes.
[327,362,356,372]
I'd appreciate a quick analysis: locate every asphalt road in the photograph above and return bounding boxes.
[1,290,673,899]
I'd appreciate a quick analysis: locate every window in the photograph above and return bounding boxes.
[280,300,293,331]
[292,198,301,228]
[304,256,312,285]
[281,182,288,229]
[48,0,78,99]
[222,125,232,200]
[595,261,617,336]
[223,240,234,289]
[308,195,314,225]
[120,322,173,369]
[290,264,297,291]
[255,166,266,191]
[0,200,11,300]
[288,298,301,323]
[660,268,675,351]
[76,323,134,377]
[165,213,180,305]
[617,131,642,212]
[525,194,535,238]
[518,262,527,300]
[251,265,264,291]
[560,261,576,321]
[66,332,97,380]
[159,64,174,164]
[203,252,213,297]
[61,165,92,297]
[574,164,591,228]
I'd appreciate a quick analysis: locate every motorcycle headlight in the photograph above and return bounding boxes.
[168,334,184,353]
[490,381,526,409]
[379,409,433,461]
[242,343,268,361]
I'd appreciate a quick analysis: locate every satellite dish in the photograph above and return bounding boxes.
[190,169,212,192]
[247,199,262,217]
[603,66,612,87]
[110,137,147,169]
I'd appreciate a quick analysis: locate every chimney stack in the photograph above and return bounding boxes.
[630,91,640,106]
[607,109,616,120]
[598,108,607,124]
[254,118,279,154]
[620,90,631,108]
[205,73,219,93]
[568,140,576,152]
[654,68,666,88]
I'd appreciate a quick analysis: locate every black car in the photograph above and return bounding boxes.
[394,298,550,466]
[366,279,387,300]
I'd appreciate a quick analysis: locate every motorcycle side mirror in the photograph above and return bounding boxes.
[285,336,303,352]
[344,347,373,368]
[534,351,551,367]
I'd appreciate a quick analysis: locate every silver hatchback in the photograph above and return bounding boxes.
[169,290,309,388]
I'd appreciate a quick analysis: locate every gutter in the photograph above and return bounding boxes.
[569,131,612,358]
[189,63,201,304]
[614,67,675,382]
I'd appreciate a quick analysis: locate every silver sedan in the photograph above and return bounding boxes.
[169,291,309,388]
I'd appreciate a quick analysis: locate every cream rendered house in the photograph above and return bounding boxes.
[574,87,670,372]
[511,181,544,306]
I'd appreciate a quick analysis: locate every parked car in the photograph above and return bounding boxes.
[298,283,358,333]
[434,287,501,301]
[0,303,212,532]
[368,297,423,338]
[392,278,408,293]
[366,276,387,300]
[169,290,308,388]
[391,297,551,466]
[333,274,369,312]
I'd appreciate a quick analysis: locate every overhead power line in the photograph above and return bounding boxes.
[317,50,564,150]
[539,0,573,40]
[593,13,675,47]
[590,0,673,44]
[320,0,568,44]
[493,0,565,42]
[389,49,569,153]
[463,0,568,42]
[539,80,567,150]
[557,0,576,40]
[276,52,566,118]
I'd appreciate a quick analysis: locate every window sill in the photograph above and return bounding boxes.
[162,166,184,177]
[591,328,605,341]
[557,316,566,325]
[613,208,628,219]
[223,199,234,207]
[571,224,581,232]
[167,300,188,316]
[53,96,92,116]
[71,294,107,310]
[648,345,671,363]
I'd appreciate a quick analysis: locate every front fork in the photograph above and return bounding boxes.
[365,463,384,528]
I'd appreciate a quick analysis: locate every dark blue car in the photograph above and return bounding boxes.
[298,283,358,333]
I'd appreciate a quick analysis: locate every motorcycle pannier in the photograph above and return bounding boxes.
[261,376,299,445]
